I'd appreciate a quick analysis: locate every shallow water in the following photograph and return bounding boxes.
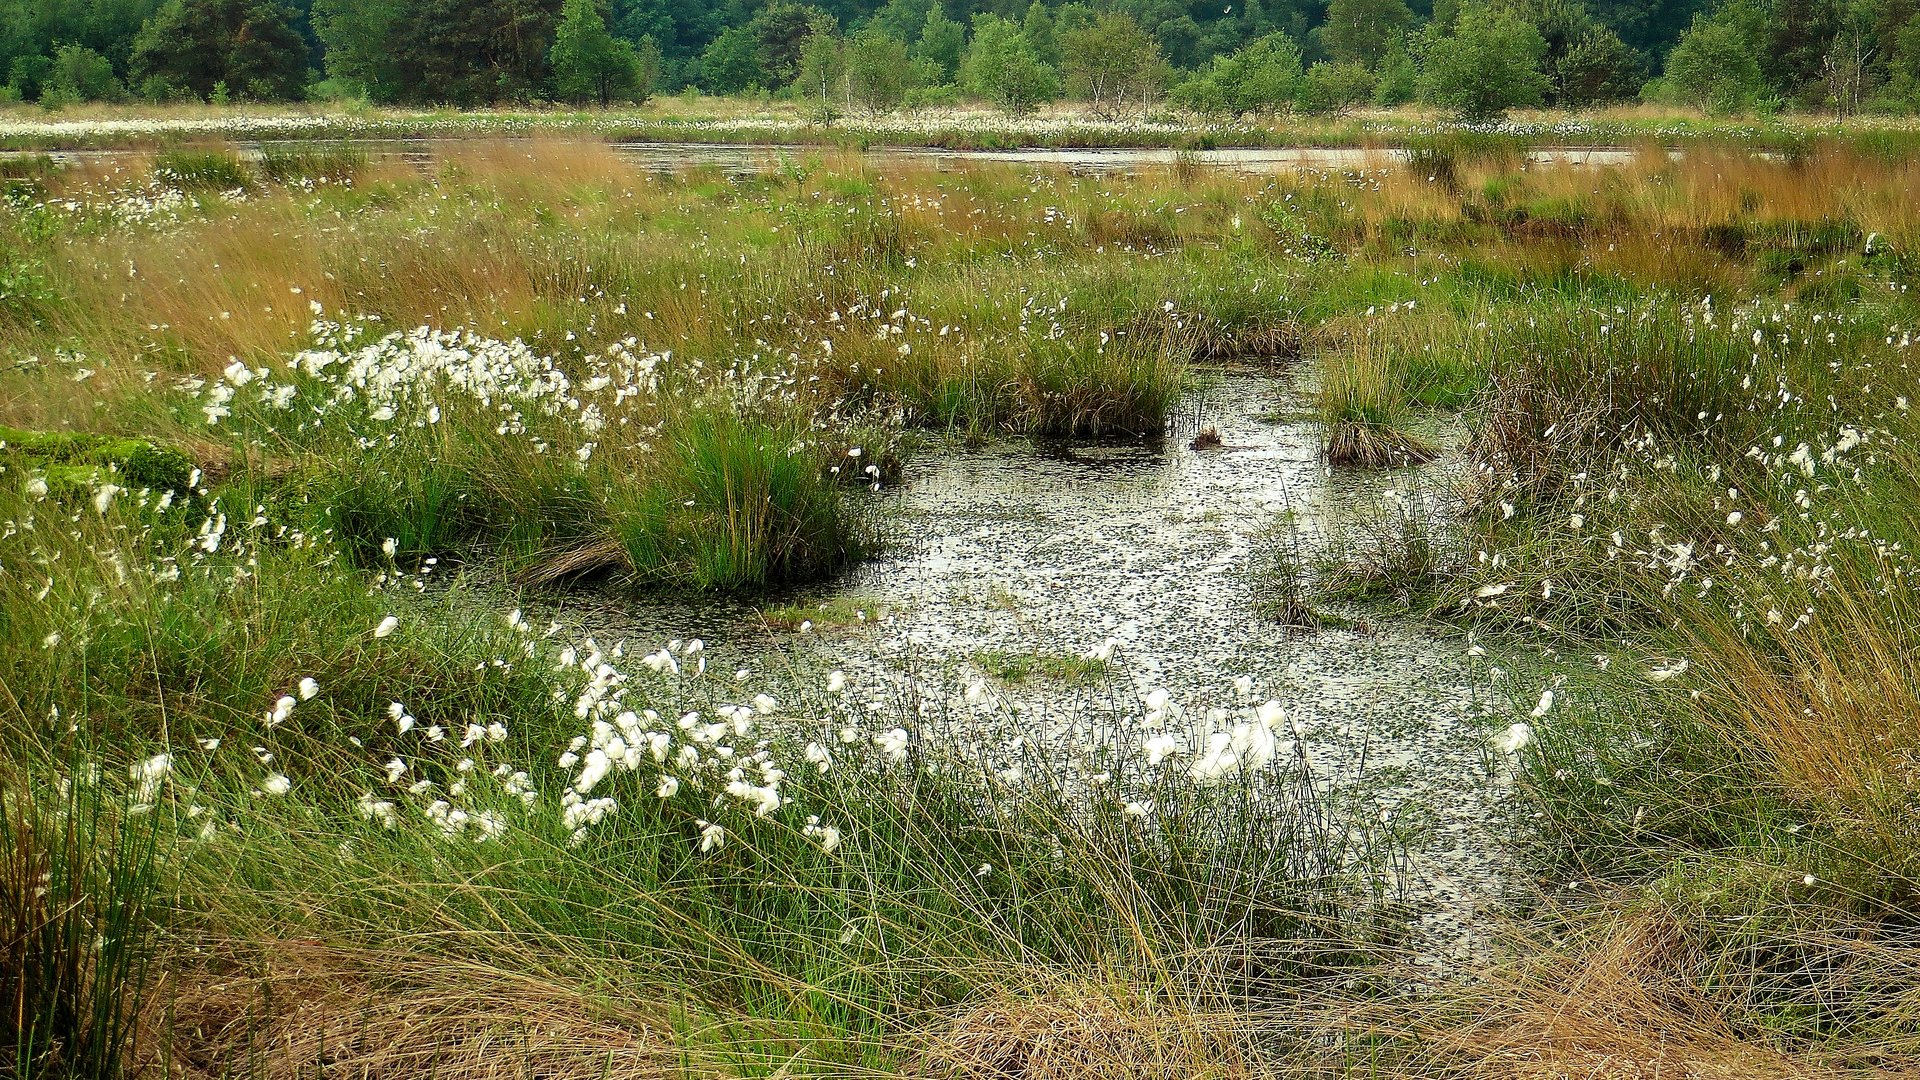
[556,371,1511,966]
[607,140,1648,173]
[10,138,1655,176]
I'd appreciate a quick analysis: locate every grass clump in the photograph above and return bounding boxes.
[151,148,252,190]
[760,594,887,630]
[1316,317,1442,469]
[1,761,162,1080]
[257,143,367,184]
[972,647,1111,686]
[613,405,871,590]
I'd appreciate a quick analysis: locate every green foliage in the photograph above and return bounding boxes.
[633,35,664,101]
[912,4,965,82]
[130,0,307,101]
[1372,41,1416,104]
[960,13,1058,115]
[1059,11,1169,119]
[339,0,557,105]
[1022,0,1059,66]
[1556,23,1641,105]
[792,15,846,121]
[1887,13,1920,112]
[1658,3,1770,114]
[749,1,829,85]
[1418,3,1551,121]
[1172,30,1301,115]
[5,54,53,101]
[312,0,403,102]
[1295,58,1374,114]
[701,26,765,92]
[550,0,649,104]
[11,0,1916,113]
[1319,0,1413,68]
[41,45,122,104]
[846,27,917,113]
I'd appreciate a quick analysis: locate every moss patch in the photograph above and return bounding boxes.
[0,426,197,495]
[972,648,1110,687]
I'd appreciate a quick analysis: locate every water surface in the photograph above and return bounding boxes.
[558,372,1510,965]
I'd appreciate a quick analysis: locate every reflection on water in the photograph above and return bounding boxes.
[554,371,1510,965]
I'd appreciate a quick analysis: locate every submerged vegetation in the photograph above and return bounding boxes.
[4,134,1920,1077]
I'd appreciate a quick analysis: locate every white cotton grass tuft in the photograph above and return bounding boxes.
[1529,689,1555,719]
[1646,659,1690,682]
[1491,723,1532,755]
[129,753,173,802]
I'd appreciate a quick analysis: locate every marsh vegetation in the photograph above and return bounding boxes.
[4,134,1920,1077]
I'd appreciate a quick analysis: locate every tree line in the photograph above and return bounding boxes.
[5,0,1920,119]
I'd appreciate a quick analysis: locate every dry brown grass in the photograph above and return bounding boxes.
[139,942,682,1080]
[917,982,1263,1080]
[1324,422,1438,469]
[1683,559,1920,877]
[1407,906,1920,1080]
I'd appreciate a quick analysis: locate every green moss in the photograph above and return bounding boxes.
[760,595,890,630]
[972,648,1110,687]
[0,426,196,494]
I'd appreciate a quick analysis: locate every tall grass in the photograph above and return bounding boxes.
[1315,315,1443,468]
[1,760,163,1079]
[614,405,871,588]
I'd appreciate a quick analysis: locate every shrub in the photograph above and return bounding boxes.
[1172,32,1302,116]
[1295,60,1375,116]
[960,14,1058,116]
[1418,4,1551,121]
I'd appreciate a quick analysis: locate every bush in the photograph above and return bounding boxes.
[1295,60,1375,116]
[41,45,123,105]
[846,27,918,114]
[1172,31,1301,116]
[1059,12,1169,120]
[960,14,1058,115]
[1418,4,1550,121]
[1660,5,1770,114]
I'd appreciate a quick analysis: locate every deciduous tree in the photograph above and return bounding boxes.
[1418,3,1551,120]
[1060,11,1168,118]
